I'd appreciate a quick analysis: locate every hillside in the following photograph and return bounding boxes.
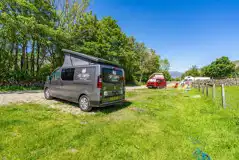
[169,71,183,78]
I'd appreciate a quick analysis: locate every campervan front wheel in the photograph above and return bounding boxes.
[79,95,92,112]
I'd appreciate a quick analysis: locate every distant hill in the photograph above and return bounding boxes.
[169,71,183,78]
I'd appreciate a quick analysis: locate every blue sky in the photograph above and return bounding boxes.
[89,0,239,72]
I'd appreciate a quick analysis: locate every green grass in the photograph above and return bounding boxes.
[224,86,239,108]
[196,86,239,108]
[0,86,43,92]
[0,89,239,160]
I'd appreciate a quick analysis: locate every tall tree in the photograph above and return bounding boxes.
[160,59,170,71]
[201,57,235,78]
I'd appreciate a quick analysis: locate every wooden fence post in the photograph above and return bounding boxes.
[206,84,208,97]
[236,75,238,86]
[202,84,204,95]
[221,84,226,108]
[212,84,216,100]
[198,83,200,92]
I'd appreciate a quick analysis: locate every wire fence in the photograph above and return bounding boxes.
[192,83,239,109]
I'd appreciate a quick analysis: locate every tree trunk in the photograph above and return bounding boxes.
[38,46,47,71]
[51,48,55,69]
[26,44,29,72]
[31,41,35,76]
[21,42,27,71]
[36,42,40,76]
[26,53,28,71]
[15,43,18,71]
[8,43,15,71]
[139,72,143,83]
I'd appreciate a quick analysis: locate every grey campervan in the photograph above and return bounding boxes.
[44,49,125,112]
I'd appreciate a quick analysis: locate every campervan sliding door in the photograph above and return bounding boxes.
[60,68,75,100]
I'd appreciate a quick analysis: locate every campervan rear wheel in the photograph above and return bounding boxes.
[79,95,92,112]
[44,88,53,100]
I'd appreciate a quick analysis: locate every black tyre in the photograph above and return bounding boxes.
[79,95,92,112]
[44,88,53,100]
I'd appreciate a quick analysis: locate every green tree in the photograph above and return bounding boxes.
[182,65,200,78]
[174,77,181,81]
[0,0,61,81]
[137,47,160,82]
[201,57,235,78]
[236,66,239,74]
[160,59,170,71]
[0,0,163,85]
[162,70,172,81]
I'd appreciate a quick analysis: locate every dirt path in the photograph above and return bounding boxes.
[0,86,146,106]
[0,91,96,115]
[0,91,44,105]
[0,86,146,114]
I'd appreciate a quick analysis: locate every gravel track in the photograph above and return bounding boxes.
[0,86,147,114]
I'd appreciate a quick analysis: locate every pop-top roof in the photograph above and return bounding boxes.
[149,73,164,79]
[62,49,120,67]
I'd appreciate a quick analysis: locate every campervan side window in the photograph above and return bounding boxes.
[61,68,75,81]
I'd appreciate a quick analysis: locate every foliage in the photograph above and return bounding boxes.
[172,77,181,81]
[232,60,239,69]
[160,58,170,71]
[158,58,171,81]
[181,65,200,78]
[236,66,239,72]
[38,64,52,81]
[201,57,235,78]
[139,49,160,82]
[0,86,42,91]
[162,70,172,81]
[234,65,239,77]
[0,0,162,85]
[1,89,239,159]
[0,0,61,81]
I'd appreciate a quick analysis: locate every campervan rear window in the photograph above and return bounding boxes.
[102,68,123,83]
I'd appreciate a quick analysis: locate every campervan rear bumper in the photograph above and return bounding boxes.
[91,99,125,107]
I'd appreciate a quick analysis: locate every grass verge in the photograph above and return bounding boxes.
[0,89,239,160]
[0,86,43,92]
